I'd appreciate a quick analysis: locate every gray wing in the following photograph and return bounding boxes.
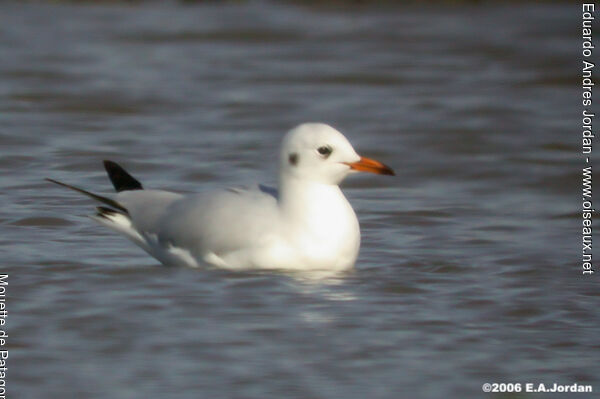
[125,185,279,257]
[115,189,184,233]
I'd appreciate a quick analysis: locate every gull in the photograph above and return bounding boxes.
[48,123,394,271]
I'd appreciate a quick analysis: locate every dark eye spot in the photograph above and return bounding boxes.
[317,146,332,157]
[288,153,299,166]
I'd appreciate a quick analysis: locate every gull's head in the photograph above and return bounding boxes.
[280,123,394,185]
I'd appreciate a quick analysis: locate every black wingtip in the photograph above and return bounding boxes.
[46,177,129,214]
[103,160,143,192]
[95,206,122,219]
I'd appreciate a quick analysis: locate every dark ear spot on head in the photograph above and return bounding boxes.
[288,153,299,166]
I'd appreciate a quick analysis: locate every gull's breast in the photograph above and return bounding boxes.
[284,198,360,270]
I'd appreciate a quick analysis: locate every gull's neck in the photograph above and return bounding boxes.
[277,174,359,238]
[278,175,345,218]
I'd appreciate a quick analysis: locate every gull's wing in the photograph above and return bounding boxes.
[51,185,279,267]
[151,185,279,260]
[98,184,279,266]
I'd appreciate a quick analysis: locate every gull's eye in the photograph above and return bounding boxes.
[317,145,333,157]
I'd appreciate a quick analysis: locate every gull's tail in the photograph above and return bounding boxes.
[45,160,143,218]
[46,160,151,251]
[48,161,191,266]
[45,177,129,215]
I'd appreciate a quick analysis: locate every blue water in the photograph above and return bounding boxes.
[1,2,597,398]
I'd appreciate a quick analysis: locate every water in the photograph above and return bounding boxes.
[2,2,597,398]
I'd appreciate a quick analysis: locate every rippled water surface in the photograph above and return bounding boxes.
[2,2,597,398]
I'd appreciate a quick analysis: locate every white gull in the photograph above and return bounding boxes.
[48,123,394,271]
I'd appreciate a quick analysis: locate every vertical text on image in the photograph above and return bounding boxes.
[0,274,6,399]
[581,4,595,276]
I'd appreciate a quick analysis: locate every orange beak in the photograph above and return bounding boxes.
[345,156,395,176]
